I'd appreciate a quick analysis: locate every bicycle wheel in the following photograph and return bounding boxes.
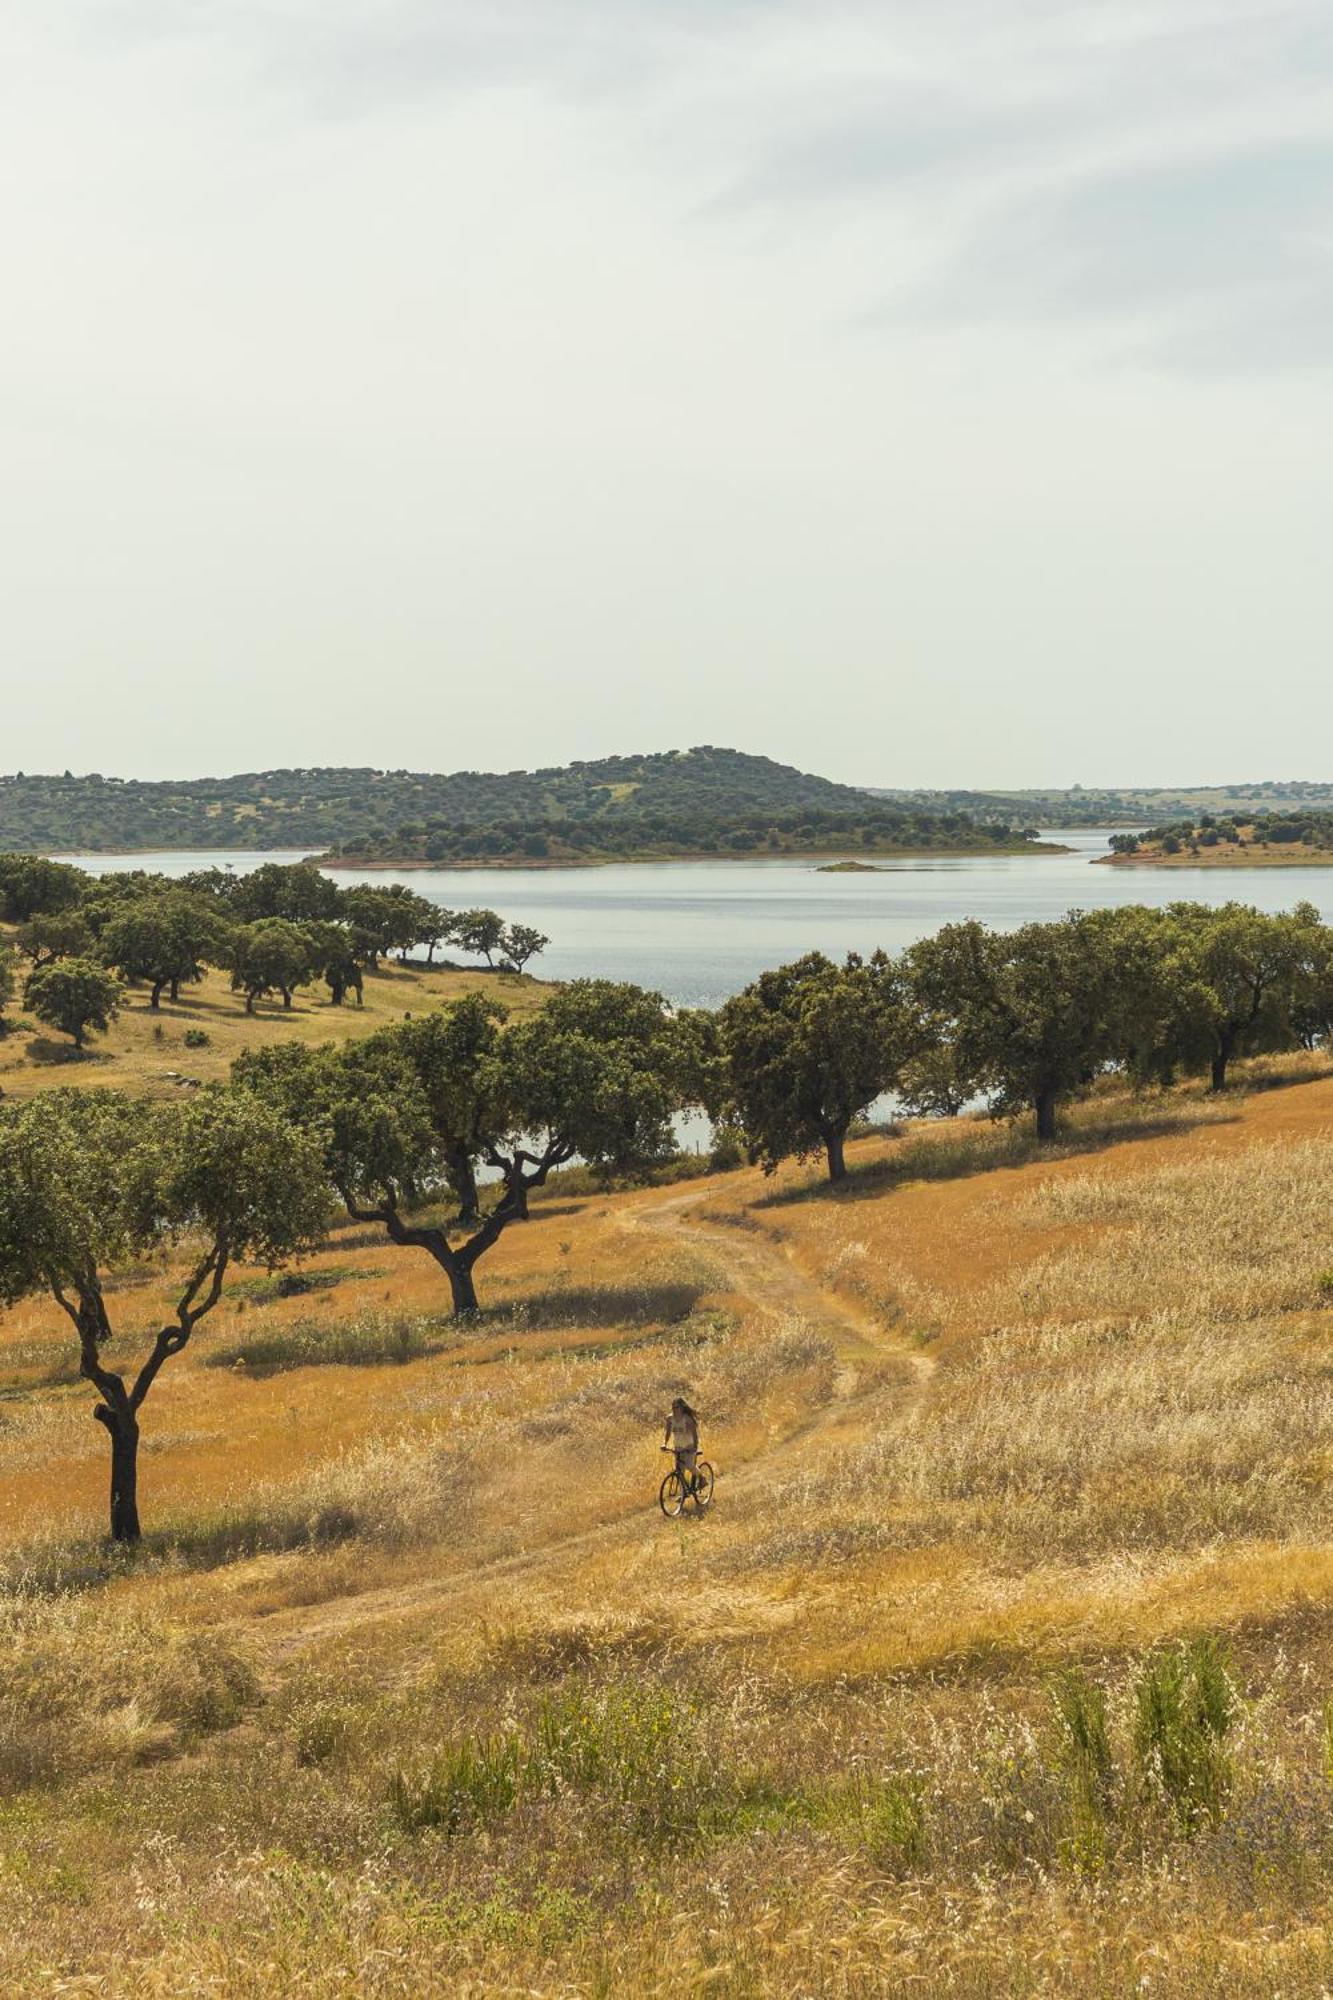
[659,1470,687,1518]
[692,1461,714,1511]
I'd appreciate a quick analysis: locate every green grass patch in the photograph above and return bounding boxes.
[206,1310,449,1376]
[228,1264,382,1304]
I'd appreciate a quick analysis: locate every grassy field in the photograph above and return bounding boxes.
[5,1060,1333,1992]
[0,957,548,1099]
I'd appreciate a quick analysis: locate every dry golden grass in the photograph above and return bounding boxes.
[0,955,547,1099]
[6,1065,1333,1993]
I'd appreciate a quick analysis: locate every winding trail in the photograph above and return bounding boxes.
[256,1182,934,1665]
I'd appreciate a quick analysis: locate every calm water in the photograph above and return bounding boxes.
[61,833,1333,1009]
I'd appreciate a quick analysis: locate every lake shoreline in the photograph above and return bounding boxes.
[51,832,1329,1012]
[41,840,1075,871]
[316,840,1074,873]
[1095,849,1333,870]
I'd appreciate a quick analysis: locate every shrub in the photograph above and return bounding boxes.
[183,1027,211,1049]
[389,1732,524,1835]
[1133,1637,1235,1832]
[1052,1670,1115,1871]
[291,1694,362,1768]
[708,1125,747,1171]
[858,1772,928,1873]
[530,1682,696,1838]
[206,1310,445,1375]
[388,1681,707,1845]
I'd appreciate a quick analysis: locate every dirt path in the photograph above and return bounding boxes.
[255,1182,934,1665]
[626,1184,933,1393]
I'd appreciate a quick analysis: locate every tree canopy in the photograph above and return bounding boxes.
[906,912,1155,1140]
[237,982,689,1313]
[0,1086,328,1539]
[99,893,224,1009]
[712,951,916,1180]
[24,958,123,1047]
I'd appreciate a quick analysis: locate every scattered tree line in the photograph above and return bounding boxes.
[0,854,547,1045]
[701,902,1333,1163]
[1109,811,1333,857]
[0,980,688,1539]
[2,895,1331,1543]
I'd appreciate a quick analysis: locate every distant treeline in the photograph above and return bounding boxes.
[0,854,543,1044]
[349,804,1039,865]
[1109,811,1333,856]
[0,747,1038,860]
[875,782,1333,828]
[4,884,1332,1542]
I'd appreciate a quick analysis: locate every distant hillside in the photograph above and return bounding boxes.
[0,750,1044,863]
[869,781,1333,828]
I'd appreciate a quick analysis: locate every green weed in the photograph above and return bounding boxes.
[858,1772,928,1873]
[389,1732,524,1835]
[206,1310,446,1375]
[1052,1670,1115,1872]
[1133,1637,1236,1832]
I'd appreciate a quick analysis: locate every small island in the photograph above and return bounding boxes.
[1097,810,1333,867]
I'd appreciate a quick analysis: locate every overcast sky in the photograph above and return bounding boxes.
[3,1,1332,788]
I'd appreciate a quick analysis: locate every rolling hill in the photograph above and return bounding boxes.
[0,749,1042,862]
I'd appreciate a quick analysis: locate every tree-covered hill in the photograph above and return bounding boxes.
[0,749,1041,861]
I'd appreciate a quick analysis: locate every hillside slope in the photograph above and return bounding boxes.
[6,1060,1333,1991]
[0,748,1040,860]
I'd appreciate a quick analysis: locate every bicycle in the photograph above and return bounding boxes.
[659,1446,714,1517]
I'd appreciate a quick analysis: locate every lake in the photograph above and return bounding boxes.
[61,833,1333,1009]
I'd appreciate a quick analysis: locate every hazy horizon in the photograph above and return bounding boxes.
[3,751,1333,796]
[5,3,1332,789]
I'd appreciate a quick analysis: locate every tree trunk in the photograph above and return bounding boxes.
[1035,1089,1058,1141]
[824,1128,847,1182]
[95,1406,141,1543]
[282,988,293,1010]
[1211,1028,1236,1092]
[149,980,163,1010]
[169,978,180,1002]
[447,1262,480,1314]
[448,1148,482,1227]
[246,991,256,1014]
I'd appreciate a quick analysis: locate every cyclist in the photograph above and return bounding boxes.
[663,1397,700,1493]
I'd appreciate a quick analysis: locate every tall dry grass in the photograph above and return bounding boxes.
[858,1140,1333,1559]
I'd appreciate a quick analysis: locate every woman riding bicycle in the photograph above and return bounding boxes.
[663,1397,700,1491]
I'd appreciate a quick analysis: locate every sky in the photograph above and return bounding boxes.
[3,1,1332,790]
